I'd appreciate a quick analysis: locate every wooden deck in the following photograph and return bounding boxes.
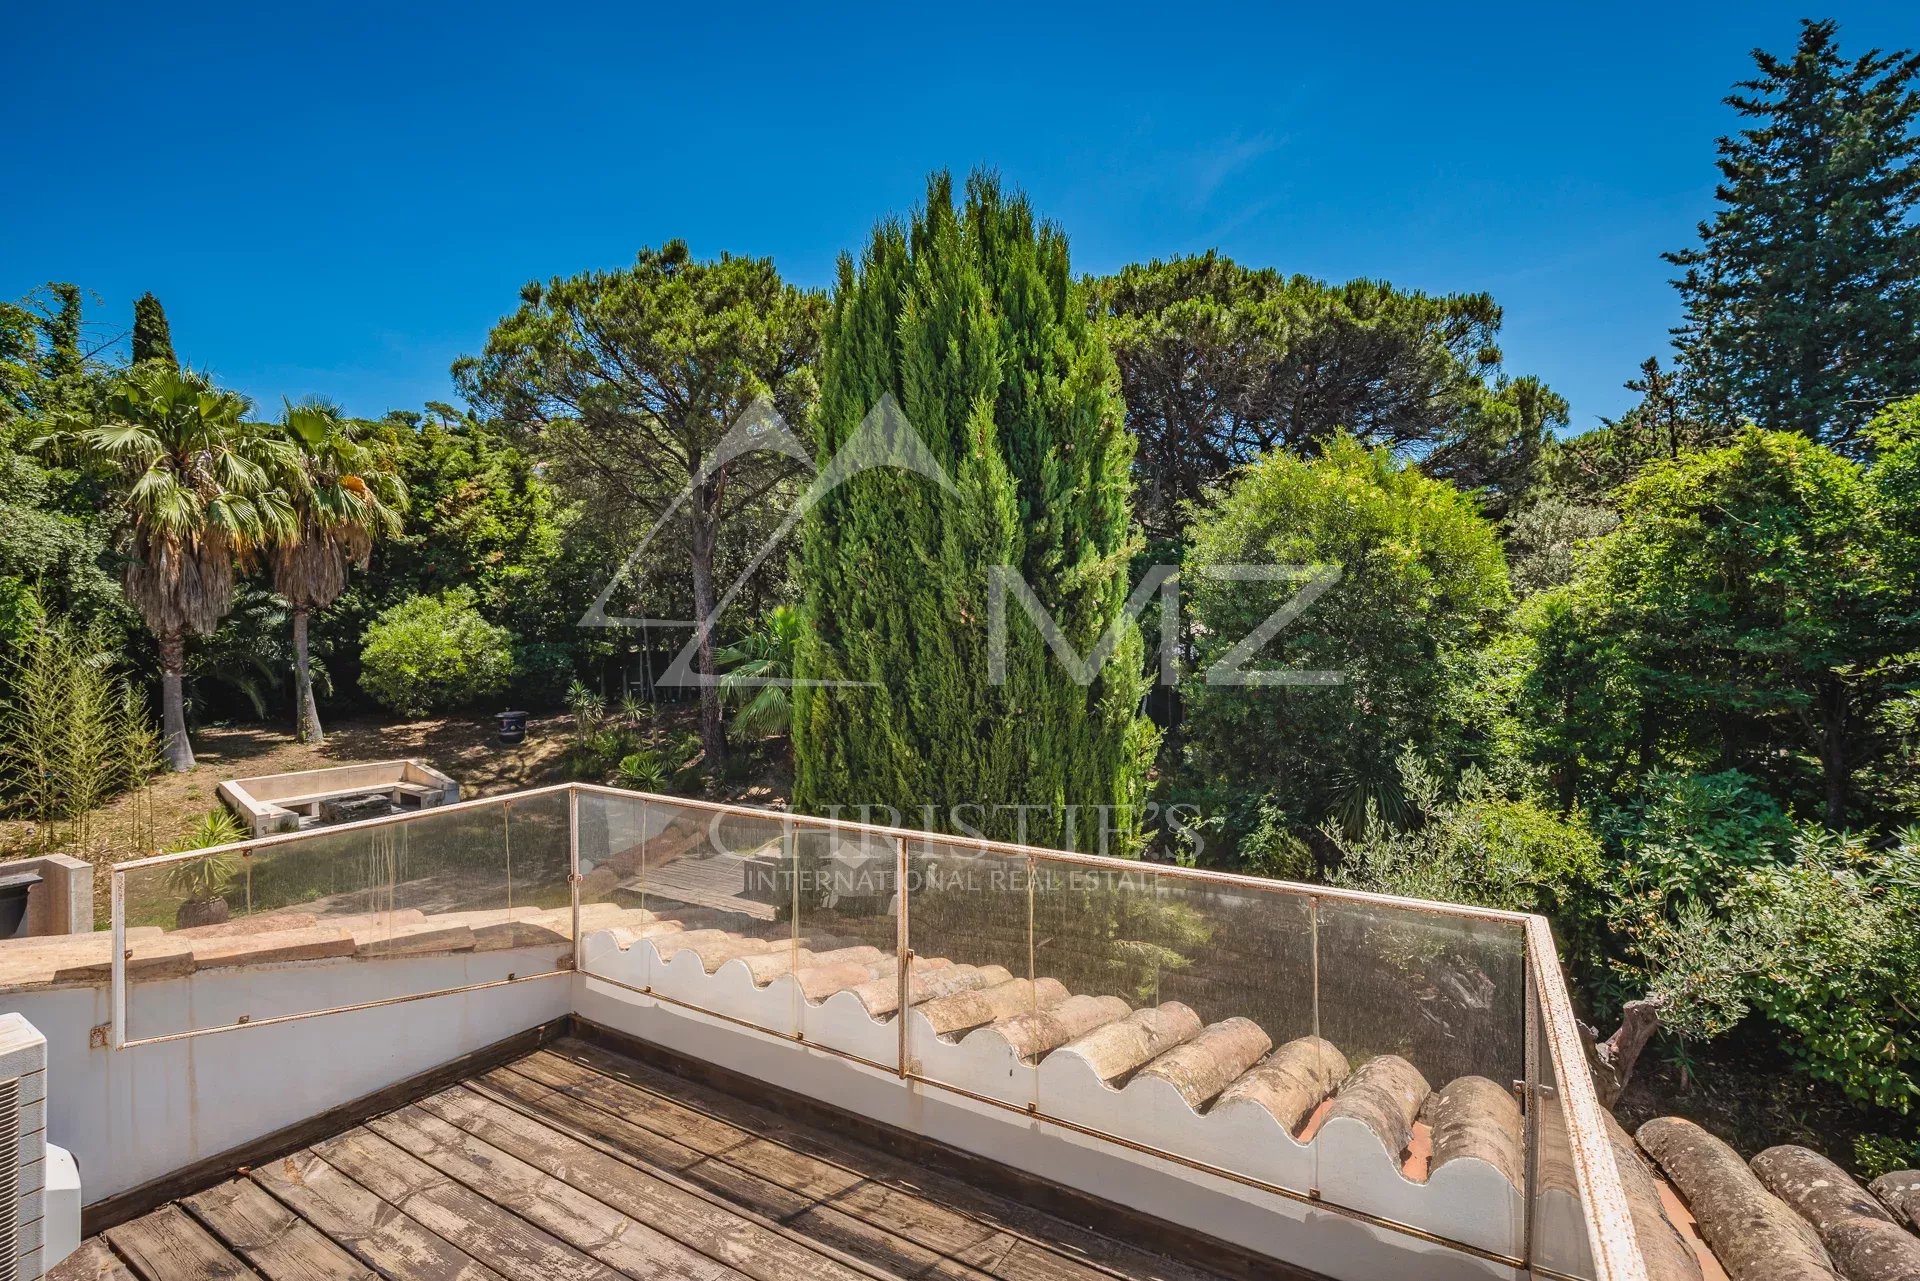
[56,1036,1239,1281]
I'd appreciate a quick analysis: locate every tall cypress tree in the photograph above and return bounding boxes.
[1668,19,1920,450]
[132,292,178,368]
[793,173,1155,851]
[41,284,82,383]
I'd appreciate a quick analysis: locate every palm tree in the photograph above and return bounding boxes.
[716,605,801,742]
[40,365,294,770]
[271,402,405,744]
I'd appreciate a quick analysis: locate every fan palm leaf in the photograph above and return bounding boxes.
[35,365,289,769]
[716,605,801,741]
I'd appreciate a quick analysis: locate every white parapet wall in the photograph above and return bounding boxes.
[2,946,569,1206]
[573,938,1530,1281]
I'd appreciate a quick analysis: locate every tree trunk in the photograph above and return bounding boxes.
[1583,998,1663,1108]
[1816,678,1850,828]
[688,523,725,766]
[292,607,324,746]
[159,631,194,772]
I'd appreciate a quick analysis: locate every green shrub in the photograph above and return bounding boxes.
[163,810,247,901]
[1619,825,1920,1111]
[565,728,629,781]
[359,589,515,717]
[1328,750,1606,936]
[616,750,668,791]
[1603,769,1796,905]
[1731,827,1920,1111]
[1855,1133,1920,1180]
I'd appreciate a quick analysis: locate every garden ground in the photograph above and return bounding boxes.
[0,704,793,927]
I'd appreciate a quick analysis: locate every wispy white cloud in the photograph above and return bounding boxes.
[1186,131,1278,210]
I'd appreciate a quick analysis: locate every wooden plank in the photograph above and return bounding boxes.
[456,1079,931,1281]
[182,1179,376,1281]
[364,1104,744,1281]
[470,1069,813,1222]
[250,1149,505,1281]
[780,1207,986,1280]
[522,1049,1119,1280]
[49,1238,140,1281]
[506,1056,858,1206]
[309,1128,620,1281]
[417,1085,872,1281]
[103,1204,260,1281]
[561,1025,1267,1281]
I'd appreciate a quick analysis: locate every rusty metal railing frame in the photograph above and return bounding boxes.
[110,782,1644,1279]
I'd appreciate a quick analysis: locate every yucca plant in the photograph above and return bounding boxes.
[163,808,247,928]
[38,366,296,770]
[271,401,405,744]
[615,750,670,791]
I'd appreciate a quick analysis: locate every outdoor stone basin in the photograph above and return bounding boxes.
[217,759,459,837]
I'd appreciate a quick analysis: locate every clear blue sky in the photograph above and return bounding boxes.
[6,2,1917,431]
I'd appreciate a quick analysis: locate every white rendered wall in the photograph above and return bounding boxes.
[3,946,569,1204]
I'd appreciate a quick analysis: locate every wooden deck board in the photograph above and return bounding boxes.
[69,1034,1232,1281]
[103,1204,260,1281]
[251,1149,507,1281]
[181,1180,376,1281]
[50,1238,142,1281]
[538,1040,1223,1281]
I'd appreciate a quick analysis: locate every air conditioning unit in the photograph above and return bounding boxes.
[0,1014,75,1281]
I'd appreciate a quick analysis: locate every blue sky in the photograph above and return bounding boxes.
[6,2,1917,430]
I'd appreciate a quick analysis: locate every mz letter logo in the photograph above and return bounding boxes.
[988,563,1343,688]
[584,394,1344,691]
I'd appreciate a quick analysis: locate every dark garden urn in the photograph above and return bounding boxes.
[495,710,529,744]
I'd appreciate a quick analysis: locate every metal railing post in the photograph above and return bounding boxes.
[568,786,582,973]
[896,832,910,1078]
[789,820,801,1038]
[1522,951,1541,1274]
[110,870,126,1049]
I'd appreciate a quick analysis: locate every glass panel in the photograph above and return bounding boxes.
[1030,857,1160,1007]
[121,797,572,1041]
[1315,896,1526,1089]
[573,787,653,990]
[791,819,900,1066]
[575,787,647,919]
[1308,895,1527,1243]
[633,797,797,1037]
[903,836,1035,1093]
[1148,872,1316,1047]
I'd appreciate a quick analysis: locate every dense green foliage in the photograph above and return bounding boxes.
[1092,252,1565,533]
[1180,436,1512,842]
[794,173,1154,850]
[457,241,824,763]
[1529,428,1917,825]
[358,588,516,717]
